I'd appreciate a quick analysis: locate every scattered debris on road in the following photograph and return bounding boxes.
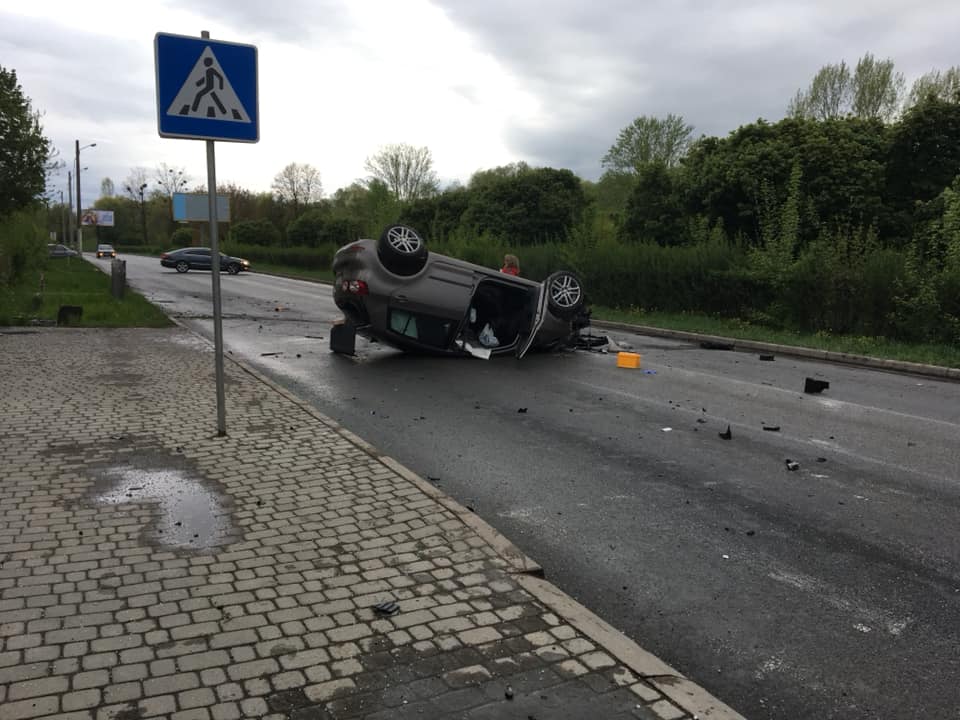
[804,377,830,394]
[662,427,673,432]
[719,425,733,440]
[785,459,800,471]
[373,601,400,617]
[260,352,281,357]
[505,685,515,700]
[701,340,735,350]
[517,408,528,413]
[762,425,781,432]
[759,353,775,361]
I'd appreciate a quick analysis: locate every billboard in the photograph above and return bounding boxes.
[81,210,115,227]
[172,193,231,222]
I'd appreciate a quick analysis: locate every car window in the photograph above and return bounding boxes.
[194,249,211,256]
[388,310,455,348]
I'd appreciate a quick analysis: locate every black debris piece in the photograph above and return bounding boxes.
[505,685,514,700]
[804,377,830,394]
[373,601,400,617]
[701,341,735,350]
[466,505,476,512]
[696,418,707,424]
[785,459,800,471]
[746,530,756,536]
[517,408,528,413]
[110,434,126,440]
[816,457,827,463]
[759,354,775,361]
[762,425,781,432]
[296,354,301,358]
[719,425,733,440]
[427,476,441,484]
[260,352,280,357]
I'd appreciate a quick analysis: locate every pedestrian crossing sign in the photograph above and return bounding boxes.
[155,33,259,143]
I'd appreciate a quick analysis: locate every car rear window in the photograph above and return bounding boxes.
[389,310,455,349]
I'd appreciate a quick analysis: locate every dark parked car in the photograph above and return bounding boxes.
[47,243,79,258]
[96,244,117,258]
[160,247,250,274]
[332,225,589,358]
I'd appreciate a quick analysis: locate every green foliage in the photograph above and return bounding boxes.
[906,66,960,108]
[0,66,51,215]
[170,227,193,247]
[219,241,337,271]
[0,208,45,287]
[884,98,960,242]
[788,53,905,122]
[287,209,362,248]
[619,163,684,245]
[230,218,280,247]
[602,114,694,172]
[460,167,586,244]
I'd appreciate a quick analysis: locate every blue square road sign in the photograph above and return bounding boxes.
[155,33,259,143]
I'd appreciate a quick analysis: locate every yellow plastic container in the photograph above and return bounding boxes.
[616,351,641,368]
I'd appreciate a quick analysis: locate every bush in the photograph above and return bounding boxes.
[169,227,193,248]
[230,219,280,247]
[219,242,338,271]
[0,209,45,287]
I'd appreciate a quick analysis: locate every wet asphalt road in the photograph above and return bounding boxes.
[106,255,960,720]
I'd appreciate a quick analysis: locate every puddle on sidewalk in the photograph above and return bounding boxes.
[91,462,238,552]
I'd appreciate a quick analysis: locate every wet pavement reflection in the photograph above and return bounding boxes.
[93,465,236,551]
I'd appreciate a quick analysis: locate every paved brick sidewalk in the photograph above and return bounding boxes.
[0,328,740,720]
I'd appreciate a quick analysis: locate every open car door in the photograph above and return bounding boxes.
[515,284,548,358]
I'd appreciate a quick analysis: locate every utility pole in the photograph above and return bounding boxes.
[75,140,97,253]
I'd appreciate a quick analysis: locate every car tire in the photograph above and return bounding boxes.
[227,262,240,275]
[545,271,585,319]
[377,224,428,276]
[175,261,189,273]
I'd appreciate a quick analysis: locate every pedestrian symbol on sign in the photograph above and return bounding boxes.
[166,46,250,122]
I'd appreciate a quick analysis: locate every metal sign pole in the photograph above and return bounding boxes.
[202,29,227,437]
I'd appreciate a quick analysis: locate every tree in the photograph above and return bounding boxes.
[271,162,322,213]
[154,162,189,198]
[788,54,905,122]
[123,168,150,200]
[101,178,115,198]
[851,54,905,122]
[364,144,439,202]
[602,114,694,173]
[906,66,960,108]
[619,164,684,245]
[0,66,51,215]
[461,166,586,243]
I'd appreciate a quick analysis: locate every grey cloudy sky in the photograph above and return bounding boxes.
[3,1,958,210]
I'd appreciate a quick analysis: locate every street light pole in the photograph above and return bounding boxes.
[75,140,96,253]
[139,183,148,245]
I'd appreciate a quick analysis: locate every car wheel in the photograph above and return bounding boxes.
[377,224,428,276]
[545,271,585,319]
[175,261,189,273]
[227,263,240,275]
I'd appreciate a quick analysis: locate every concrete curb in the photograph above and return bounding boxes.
[514,575,746,720]
[593,320,960,381]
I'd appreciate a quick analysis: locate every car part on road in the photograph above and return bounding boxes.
[330,320,357,355]
[805,377,830,394]
[759,353,775,361]
[719,425,732,440]
[763,425,781,432]
[701,340,735,350]
[617,351,641,368]
[373,600,400,616]
[57,305,83,325]
[785,459,800,470]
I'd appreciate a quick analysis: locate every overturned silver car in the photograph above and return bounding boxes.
[331,225,589,358]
